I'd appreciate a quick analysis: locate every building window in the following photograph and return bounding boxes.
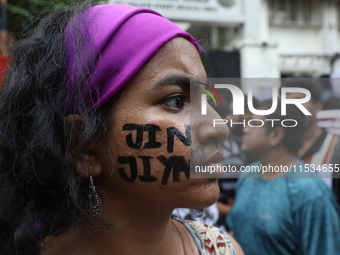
[269,0,322,27]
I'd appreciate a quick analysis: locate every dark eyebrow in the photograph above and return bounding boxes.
[149,74,192,92]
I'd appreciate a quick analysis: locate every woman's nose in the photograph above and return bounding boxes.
[197,104,229,146]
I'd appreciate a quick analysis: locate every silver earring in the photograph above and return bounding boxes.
[88,171,102,217]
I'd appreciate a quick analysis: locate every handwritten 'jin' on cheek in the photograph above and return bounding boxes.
[117,124,191,185]
[122,123,191,152]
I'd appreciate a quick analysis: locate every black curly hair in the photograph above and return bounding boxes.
[0,1,117,254]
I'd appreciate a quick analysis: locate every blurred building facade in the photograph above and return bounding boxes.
[110,0,340,80]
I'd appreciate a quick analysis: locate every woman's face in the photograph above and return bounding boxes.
[95,37,228,212]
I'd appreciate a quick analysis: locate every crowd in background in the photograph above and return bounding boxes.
[173,76,340,254]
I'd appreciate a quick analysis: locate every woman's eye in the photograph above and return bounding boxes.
[162,95,185,110]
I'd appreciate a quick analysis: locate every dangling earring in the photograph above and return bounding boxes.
[88,166,102,217]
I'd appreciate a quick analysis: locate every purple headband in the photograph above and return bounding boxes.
[64,4,201,113]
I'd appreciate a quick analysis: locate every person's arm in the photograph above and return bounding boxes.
[295,196,340,254]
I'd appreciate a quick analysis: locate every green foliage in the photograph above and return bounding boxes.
[7,0,106,38]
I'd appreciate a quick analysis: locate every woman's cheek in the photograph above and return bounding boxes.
[111,120,191,186]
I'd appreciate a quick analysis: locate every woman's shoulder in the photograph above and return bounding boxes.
[173,217,242,255]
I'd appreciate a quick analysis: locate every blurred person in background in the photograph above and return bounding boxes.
[281,77,340,188]
[317,94,340,206]
[172,205,220,227]
[330,53,340,98]
[318,74,333,102]
[323,95,340,110]
[213,92,259,229]
[227,100,340,255]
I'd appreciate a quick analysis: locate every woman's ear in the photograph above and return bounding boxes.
[65,114,102,178]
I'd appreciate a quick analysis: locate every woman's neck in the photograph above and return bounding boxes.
[42,207,188,255]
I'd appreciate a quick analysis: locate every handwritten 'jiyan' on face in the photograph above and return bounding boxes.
[118,123,191,185]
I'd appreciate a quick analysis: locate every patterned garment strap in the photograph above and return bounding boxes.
[172,217,237,255]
